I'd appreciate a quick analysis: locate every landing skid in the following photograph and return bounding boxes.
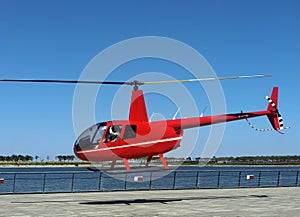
[87,154,170,173]
[87,165,174,174]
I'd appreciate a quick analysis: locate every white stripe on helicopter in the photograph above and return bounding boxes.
[77,136,183,154]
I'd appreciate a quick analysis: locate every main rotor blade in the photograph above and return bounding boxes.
[143,74,272,85]
[0,79,128,85]
[0,74,272,86]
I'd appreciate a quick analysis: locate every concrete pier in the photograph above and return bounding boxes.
[0,187,299,216]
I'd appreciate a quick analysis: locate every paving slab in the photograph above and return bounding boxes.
[0,187,300,216]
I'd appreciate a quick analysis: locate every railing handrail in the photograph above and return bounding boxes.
[1,169,300,175]
[1,168,299,194]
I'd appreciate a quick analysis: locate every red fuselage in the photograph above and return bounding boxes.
[73,87,281,171]
[74,111,269,162]
[74,120,183,162]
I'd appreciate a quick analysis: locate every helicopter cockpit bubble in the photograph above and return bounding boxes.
[74,122,107,151]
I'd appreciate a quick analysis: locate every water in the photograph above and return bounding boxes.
[0,166,299,194]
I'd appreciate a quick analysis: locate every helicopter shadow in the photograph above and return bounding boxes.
[80,194,268,206]
[80,198,182,205]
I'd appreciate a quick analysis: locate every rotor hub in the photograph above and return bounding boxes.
[129,80,144,90]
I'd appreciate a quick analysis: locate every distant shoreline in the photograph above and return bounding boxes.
[2,155,300,168]
[0,162,90,168]
[1,162,300,169]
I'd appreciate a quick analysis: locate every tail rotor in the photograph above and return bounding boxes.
[246,87,290,134]
[266,87,290,133]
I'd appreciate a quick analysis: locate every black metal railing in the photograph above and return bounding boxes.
[0,169,299,194]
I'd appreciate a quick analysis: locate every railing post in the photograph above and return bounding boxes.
[124,174,128,190]
[238,171,242,188]
[296,171,299,186]
[196,171,199,189]
[42,173,46,193]
[98,172,102,191]
[149,172,153,190]
[12,173,17,193]
[71,173,75,192]
[277,171,281,187]
[258,171,261,187]
[217,171,221,188]
[172,172,177,190]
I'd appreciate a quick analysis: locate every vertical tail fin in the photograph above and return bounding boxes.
[246,86,289,133]
[267,87,278,112]
[266,87,284,131]
[129,90,149,122]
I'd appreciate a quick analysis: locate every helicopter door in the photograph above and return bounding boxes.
[103,125,122,143]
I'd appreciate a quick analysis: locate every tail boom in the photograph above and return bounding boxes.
[167,110,270,129]
[167,87,287,133]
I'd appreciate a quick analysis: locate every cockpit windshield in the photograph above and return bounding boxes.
[74,122,107,151]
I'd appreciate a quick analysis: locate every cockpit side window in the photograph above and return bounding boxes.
[74,122,107,151]
[104,125,122,143]
[92,125,106,146]
[123,125,137,140]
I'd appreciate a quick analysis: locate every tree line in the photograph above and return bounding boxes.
[0,155,33,162]
[55,155,75,162]
[184,155,300,165]
[2,154,300,165]
[134,155,300,165]
[0,154,76,162]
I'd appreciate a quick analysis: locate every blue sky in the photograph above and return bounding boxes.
[0,0,299,160]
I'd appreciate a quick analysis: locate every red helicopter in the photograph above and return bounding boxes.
[0,74,288,172]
